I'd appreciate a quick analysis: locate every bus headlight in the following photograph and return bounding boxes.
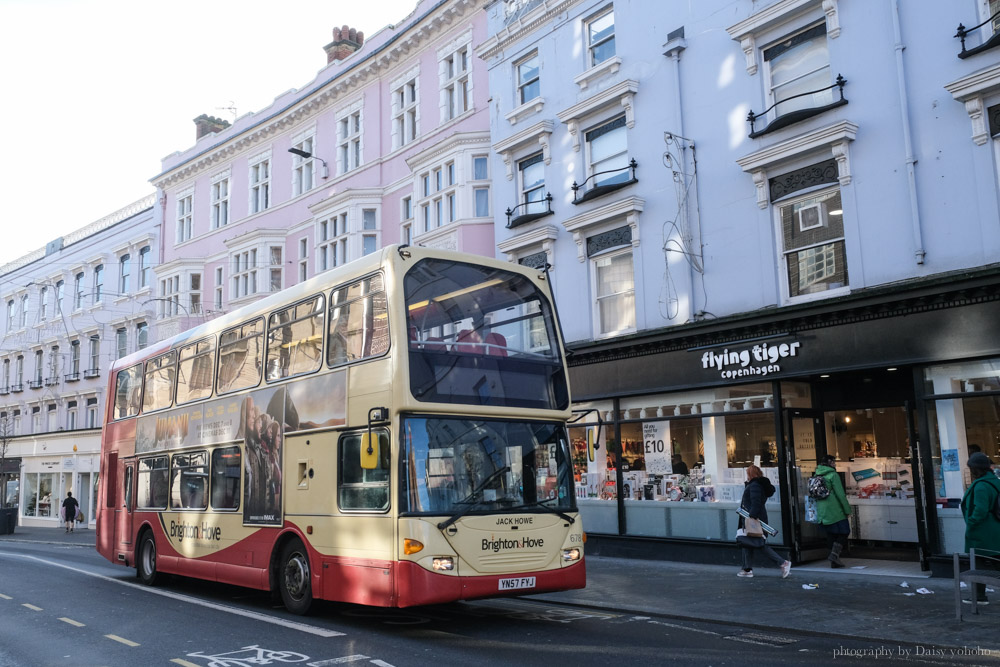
[561,548,581,562]
[432,557,454,571]
[403,539,424,555]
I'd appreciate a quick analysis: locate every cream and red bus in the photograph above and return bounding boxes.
[95,245,584,613]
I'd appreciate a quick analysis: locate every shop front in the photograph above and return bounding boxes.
[17,431,100,529]
[567,269,1000,571]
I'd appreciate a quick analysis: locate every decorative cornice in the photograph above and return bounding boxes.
[152,0,482,190]
[309,187,385,215]
[497,223,559,255]
[945,61,1000,100]
[726,0,837,75]
[562,195,644,262]
[405,130,492,170]
[492,120,553,180]
[476,0,578,61]
[556,79,639,152]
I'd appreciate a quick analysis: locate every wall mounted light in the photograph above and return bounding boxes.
[288,147,329,179]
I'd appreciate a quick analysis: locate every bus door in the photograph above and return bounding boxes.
[116,461,135,555]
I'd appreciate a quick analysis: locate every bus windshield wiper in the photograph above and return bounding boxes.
[437,466,511,531]
[509,498,575,524]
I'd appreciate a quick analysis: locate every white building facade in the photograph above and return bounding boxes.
[0,196,159,528]
[480,0,1000,572]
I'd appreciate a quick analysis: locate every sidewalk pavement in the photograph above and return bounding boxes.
[2,526,995,650]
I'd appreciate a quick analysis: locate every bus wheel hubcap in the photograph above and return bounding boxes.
[284,553,308,599]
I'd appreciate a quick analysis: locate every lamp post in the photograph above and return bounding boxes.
[288,147,329,179]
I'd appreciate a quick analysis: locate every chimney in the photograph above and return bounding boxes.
[324,25,365,64]
[193,114,231,140]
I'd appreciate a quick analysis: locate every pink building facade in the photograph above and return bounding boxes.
[151,0,493,339]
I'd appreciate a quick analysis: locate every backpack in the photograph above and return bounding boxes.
[807,474,831,500]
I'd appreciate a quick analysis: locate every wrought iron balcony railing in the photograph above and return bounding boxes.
[65,372,81,382]
[571,158,638,205]
[0,386,8,396]
[956,9,1000,59]
[28,379,43,390]
[83,368,100,379]
[747,75,847,139]
[10,383,23,393]
[45,376,59,386]
[505,193,554,229]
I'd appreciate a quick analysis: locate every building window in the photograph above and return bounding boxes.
[19,295,28,328]
[46,404,57,432]
[86,397,98,429]
[441,44,470,121]
[211,174,230,229]
[54,280,64,314]
[1,359,8,389]
[33,350,43,385]
[516,52,540,104]
[67,401,77,430]
[74,273,84,309]
[249,157,270,214]
[39,287,48,321]
[31,407,41,434]
[586,116,629,188]
[93,264,104,304]
[363,235,377,256]
[362,209,377,231]
[519,153,547,215]
[88,337,100,374]
[299,238,308,283]
[763,23,830,120]
[160,276,180,317]
[232,250,258,300]
[47,346,58,383]
[402,196,413,222]
[269,247,282,292]
[14,356,23,387]
[119,254,130,294]
[136,322,148,350]
[214,267,224,311]
[393,77,418,148]
[777,186,848,298]
[586,7,615,67]
[176,192,193,243]
[70,341,80,375]
[338,111,362,175]
[190,273,202,314]
[292,135,315,196]
[593,248,635,336]
[6,300,13,331]
[138,246,150,288]
[318,214,348,270]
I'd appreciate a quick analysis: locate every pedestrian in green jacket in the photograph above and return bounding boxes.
[962,452,1000,605]
[815,455,852,568]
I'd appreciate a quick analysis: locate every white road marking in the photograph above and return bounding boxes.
[169,660,201,667]
[646,619,721,636]
[22,603,42,611]
[308,657,369,666]
[369,661,395,667]
[0,551,344,638]
[105,634,140,647]
[0,593,12,600]
[59,617,86,627]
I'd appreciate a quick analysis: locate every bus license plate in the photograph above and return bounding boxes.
[499,577,536,591]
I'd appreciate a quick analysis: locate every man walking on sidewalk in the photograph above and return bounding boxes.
[815,455,851,568]
[61,492,79,533]
[961,452,1000,605]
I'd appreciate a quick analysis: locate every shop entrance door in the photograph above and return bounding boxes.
[784,409,828,562]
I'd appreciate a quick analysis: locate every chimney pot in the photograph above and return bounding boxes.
[324,24,364,64]
[193,113,231,140]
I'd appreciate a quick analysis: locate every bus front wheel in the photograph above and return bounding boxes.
[278,539,313,615]
[137,531,159,586]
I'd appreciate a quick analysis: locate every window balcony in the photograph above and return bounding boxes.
[65,372,81,383]
[956,8,1000,59]
[45,376,60,387]
[28,379,43,390]
[0,386,8,396]
[747,75,847,139]
[506,193,554,229]
[10,383,23,393]
[571,158,638,205]
[83,368,100,379]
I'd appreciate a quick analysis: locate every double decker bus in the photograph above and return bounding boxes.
[96,245,584,613]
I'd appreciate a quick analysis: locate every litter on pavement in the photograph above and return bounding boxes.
[916,588,934,595]
[802,584,819,590]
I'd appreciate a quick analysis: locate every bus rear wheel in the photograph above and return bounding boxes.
[279,539,313,615]
[137,531,159,586]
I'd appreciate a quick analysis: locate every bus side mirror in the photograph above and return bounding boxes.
[360,432,379,470]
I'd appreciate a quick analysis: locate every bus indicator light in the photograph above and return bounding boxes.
[403,538,424,555]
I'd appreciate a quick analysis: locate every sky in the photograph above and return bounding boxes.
[0,0,421,267]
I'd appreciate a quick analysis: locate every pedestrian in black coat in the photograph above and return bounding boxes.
[737,465,791,579]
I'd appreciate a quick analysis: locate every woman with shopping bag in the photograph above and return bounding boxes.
[736,465,791,579]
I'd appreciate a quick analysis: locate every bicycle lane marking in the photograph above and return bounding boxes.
[0,551,343,638]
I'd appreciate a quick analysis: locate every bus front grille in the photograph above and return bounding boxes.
[474,552,549,572]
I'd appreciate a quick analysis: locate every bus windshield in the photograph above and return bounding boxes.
[404,258,568,410]
[401,416,575,515]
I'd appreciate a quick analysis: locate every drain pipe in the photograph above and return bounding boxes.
[892,0,926,264]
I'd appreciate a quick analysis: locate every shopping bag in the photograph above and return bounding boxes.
[76,509,84,523]
[744,517,765,538]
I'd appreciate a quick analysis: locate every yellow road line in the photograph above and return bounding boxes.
[22,603,42,611]
[105,634,140,647]
[59,617,86,627]
[0,593,12,600]
[170,660,202,667]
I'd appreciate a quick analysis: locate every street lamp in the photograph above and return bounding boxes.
[287,147,329,179]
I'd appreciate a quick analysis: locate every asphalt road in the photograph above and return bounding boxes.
[0,541,997,666]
